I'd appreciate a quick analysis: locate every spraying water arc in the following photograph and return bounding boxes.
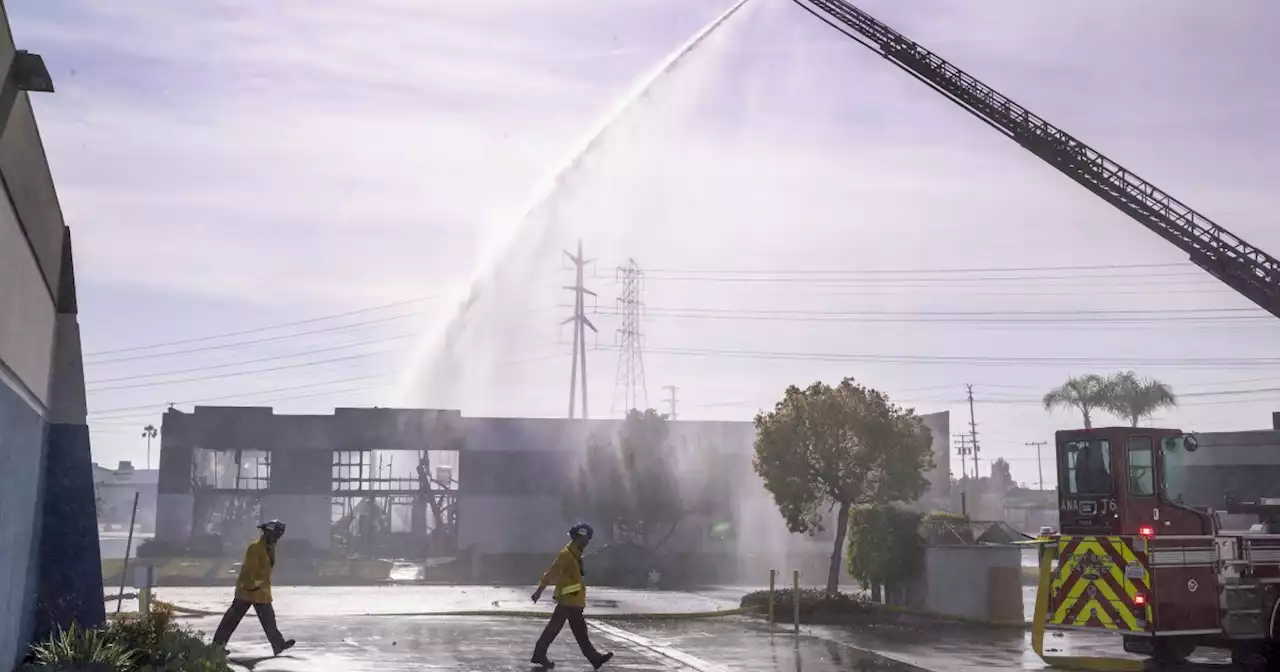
[396,0,757,408]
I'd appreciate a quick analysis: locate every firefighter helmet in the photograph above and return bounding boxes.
[568,523,594,541]
[258,520,287,539]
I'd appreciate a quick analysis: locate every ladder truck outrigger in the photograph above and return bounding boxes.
[791,0,1280,668]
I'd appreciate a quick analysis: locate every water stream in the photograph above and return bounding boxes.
[396,0,757,412]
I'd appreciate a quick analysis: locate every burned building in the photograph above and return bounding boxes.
[155,406,952,583]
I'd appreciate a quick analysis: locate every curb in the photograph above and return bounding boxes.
[153,600,751,620]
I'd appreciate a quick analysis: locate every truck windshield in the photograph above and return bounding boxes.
[1062,439,1112,495]
[1161,437,1192,504]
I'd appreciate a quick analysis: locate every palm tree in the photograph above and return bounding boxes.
[1105,371,1176,427]
[1042,374,1110,428]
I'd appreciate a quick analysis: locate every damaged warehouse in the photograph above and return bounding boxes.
[152,405,955,584]
[157,407,464,559]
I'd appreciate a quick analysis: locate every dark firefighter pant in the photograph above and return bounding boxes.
[533,605,601,662]
[212,599,286,650]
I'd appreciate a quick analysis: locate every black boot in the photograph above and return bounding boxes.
[592,652,614,669]
[531,655,555,668]
[273,639,296,656]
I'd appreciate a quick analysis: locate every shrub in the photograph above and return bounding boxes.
[23,623,133,671]
[21,604,229,672]
[106,603,228,670]
[846,505,925,590]
[741,588,870,623]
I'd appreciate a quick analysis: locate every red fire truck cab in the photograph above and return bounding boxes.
[1048,426,1280,668]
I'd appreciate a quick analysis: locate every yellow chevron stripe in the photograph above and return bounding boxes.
[1051,536,1143,631]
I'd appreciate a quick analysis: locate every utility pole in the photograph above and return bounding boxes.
[966,384,981,478]
[953,434,971,480]
[663,385,678,420]
[141,425,158,470]
[612,258,648,415]
[564,240,597,419]
[1025,441,1048,491]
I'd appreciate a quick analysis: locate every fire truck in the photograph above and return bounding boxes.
[1043,427,1280,668]
[787,0,1280,668]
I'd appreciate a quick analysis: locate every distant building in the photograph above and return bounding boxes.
[93,461,159,532]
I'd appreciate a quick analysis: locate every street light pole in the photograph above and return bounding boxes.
[142,425,158,470]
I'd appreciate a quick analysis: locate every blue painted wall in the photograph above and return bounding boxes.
[35,424,105,638]
[0,380,46,669]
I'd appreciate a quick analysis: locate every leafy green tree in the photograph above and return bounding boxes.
[1105,371,1177,426]
[753,378,935,593]
[846,504,924,604]
[1042,374,1110,428]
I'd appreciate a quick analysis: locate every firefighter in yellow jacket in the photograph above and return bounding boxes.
[530,523,613,669]
[212,520,296,655]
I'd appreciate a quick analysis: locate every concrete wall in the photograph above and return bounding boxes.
[0,6,103,665]
[921,545,1022,622]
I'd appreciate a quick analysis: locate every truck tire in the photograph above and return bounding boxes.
[1231,645,1268,672]
[1151,637,1195,664]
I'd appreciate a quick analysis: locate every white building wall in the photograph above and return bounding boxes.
[0,190,55,406]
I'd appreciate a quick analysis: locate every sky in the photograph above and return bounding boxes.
[9,0,1280,488]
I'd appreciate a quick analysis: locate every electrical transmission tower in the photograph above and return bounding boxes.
[564,240,596,419]
[612,258,648,415]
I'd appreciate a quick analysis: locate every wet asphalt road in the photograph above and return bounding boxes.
[200,614,919,672]
[147,586,1236,671]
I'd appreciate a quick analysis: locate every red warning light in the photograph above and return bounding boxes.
[1134,594,1147,606]
[1139,525,1155,537]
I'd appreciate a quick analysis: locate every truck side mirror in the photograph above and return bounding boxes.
[1184,434,1199,452]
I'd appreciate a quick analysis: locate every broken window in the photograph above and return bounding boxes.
[192,448,270,491]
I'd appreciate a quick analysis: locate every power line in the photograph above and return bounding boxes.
[612,344,1280,369]
[86,312,422,365]
[611,305,1262,316]
[588,305,1265,319]
[84,294,444,356]
[636,270,1210,284]
[87,373,395,418]
[638,262,1190,275]
[85,333,415,385]
[86,350,398,393]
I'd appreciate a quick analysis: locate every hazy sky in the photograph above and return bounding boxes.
[11,0,1280,487]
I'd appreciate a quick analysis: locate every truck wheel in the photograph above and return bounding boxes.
[1231,645,1268,672]
[1151,637,1195,663]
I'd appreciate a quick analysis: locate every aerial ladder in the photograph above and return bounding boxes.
[792,0,1280,321]
[792,2,1280,670]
